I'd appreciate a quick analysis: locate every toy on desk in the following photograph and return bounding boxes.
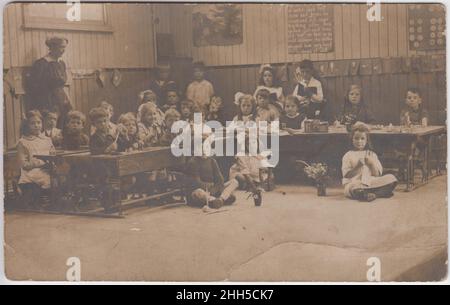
[304,119,329,133]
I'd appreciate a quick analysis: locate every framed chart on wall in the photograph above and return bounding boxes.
[287,4,334,54]
[408,4,445,51]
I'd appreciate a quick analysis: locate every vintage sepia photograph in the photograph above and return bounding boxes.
[1,1,448,283]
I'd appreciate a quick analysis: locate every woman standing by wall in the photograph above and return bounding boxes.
[26,37,72,128]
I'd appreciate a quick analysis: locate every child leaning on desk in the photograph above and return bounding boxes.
[17,110,55,209]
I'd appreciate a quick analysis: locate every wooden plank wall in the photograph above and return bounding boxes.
[154,3,446,125]
[3,3,155,69]
[3,3,157,149]
[154,3,445,65]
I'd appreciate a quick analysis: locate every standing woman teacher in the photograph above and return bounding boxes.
[27,37,72,128]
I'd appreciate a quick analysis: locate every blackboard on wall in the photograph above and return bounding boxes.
[287,4,334,54]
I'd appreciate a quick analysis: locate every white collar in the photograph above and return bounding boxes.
[286,113,300,118]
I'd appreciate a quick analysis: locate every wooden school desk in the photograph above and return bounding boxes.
[279,125,446,191]
[63,146,186,216]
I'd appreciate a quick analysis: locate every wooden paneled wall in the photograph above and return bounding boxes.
[3,3,155,69]
[154,3,445,66]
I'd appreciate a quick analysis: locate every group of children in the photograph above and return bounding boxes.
[16,59,433,209]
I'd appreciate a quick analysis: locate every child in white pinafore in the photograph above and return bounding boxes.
[342,123,397,202]
[17,110,55,208]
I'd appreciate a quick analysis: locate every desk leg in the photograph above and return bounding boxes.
[406,141,416,192]
[101,178,121,215]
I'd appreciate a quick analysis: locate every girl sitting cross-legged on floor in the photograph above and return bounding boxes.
[342,122,398,202]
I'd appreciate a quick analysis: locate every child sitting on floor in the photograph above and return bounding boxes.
[43,111,62,147]
[342,123,397,202]
[184,152,225,209]
[117,112,143,152]
[215,137,266,206]
[400,87,429,126]
[280,95,306,134]
[62,110,89,150]
[89,107,118,155]
[255,88,280,123]
[17,110,55,209]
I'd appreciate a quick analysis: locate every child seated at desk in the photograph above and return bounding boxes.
[180,99,198,126]
[162,88,180,112]
[137,90,165,128]
[117,112,143,152]
[159,108,181,146]
[293,60,324,120]
[233,93,258,123]
[342,123,397,202]
[17,110,55,208]
[205,96,225,125]
[280,95,306,134]
[138,103,164,147]
[255,88,280,123]
[400,87,429,126]
[339,84,375,126]
[90,101,117,136]
[89,107,118,155]
[397,88,430,180]
[62,110,89,150]
[43,110,62,147]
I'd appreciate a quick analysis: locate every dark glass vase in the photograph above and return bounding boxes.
[317,182,326,196]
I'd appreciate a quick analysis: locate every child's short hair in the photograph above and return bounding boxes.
[210,96,223,107]
[180,99,197,113]
[43,110,58,120]
[99,100,113,110]
[21,110,43,136]
[349,122,372,149]
[192,61,206,71]
[89,107,109,123]
[255,88,271,99]
[299,59,314,70]
[118,112,137,124]
[139,102,158,118]
[285,95,300,108]
[139,90,157,103]
[164,108,181,119]
[406,87,422,97]
[66,110,86,125]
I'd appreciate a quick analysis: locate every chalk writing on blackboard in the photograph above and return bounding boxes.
[408,4,445,51]
[288,4,334,54]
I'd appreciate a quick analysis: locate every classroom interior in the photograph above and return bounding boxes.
[3,3,448,281]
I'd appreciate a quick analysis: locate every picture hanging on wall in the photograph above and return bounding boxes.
[192,4,243,47]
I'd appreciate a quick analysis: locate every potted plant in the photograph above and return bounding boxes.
[298,161,329,196]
